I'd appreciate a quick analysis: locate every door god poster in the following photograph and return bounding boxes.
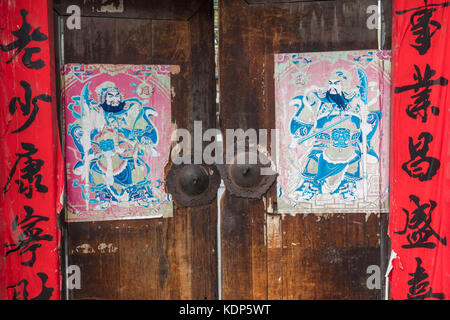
[62,64,173,222]
[275,50,391,214]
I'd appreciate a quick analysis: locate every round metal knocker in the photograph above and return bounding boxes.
[218,151,277,199]
[165,163,221,207]
[230,164,262,188]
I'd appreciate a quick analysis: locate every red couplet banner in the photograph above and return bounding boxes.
[389,0,450,300]
[0,0,64,300]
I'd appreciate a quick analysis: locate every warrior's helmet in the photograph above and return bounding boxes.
[327,69,352,95]
[95,81,125,112]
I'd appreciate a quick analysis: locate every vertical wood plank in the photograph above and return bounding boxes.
[219,0,270,300]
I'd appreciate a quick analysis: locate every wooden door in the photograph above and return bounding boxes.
[218,0,392,300]
[54,0,392,300]
[53,0,218,300]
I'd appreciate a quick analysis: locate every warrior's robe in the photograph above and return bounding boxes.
[290,90,364,195]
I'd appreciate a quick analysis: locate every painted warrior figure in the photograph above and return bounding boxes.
[68,81,160,209]
[289,69,381,201]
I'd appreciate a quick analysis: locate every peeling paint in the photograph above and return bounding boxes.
[170,65,181,75]
[314,213,335,222]
[74,243,95,254]
[365,211,380,222]
[98,242,118,253]
[73,243,118,254]
[263,222,267,247]
[84,0,124,13]
[266,196,274,214]
[267,215,281,249]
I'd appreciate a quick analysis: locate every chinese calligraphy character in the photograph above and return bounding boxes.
[140,85,150,96]
[395,195,446,249]
[396,0,450,55]
[407,257,445,300]
[2,142,48,199]
[0,9,48,69]
[137,83,153,99]
[8,80,51,134]
[6,272,54,300]
[4,206,53,267]
[394,64,448,123]
[402,132,440,181]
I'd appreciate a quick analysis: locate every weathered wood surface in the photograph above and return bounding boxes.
[55,0,217,300]
[53,0,206,20]
[219,0,391,300]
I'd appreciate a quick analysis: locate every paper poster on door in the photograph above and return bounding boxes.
[274,50,391,214]
[62,64,173,222]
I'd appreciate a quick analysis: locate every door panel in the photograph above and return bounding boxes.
[218,0,391,300]
[54,0,217,300]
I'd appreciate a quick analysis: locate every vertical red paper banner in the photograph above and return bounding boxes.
[390,0,450,299]
[0,0,63,300]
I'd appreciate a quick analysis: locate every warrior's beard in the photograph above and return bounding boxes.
[326,91,348,111]
[100,101,126,113]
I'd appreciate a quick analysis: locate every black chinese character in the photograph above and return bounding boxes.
[407,257,445,300]
[402,132,440,181]
[6,272,54,300]
[395,195,446,249]
[0,9,48,69]
[8,80,51,134]
[396,0,450,55]
[394,64,448,123]
[4,206,53,267]
[2,142,48,199]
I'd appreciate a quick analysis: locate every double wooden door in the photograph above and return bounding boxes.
[55,0,391,300]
